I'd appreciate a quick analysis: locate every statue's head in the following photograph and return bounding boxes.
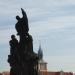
[11,35,15,39]
[16,15,20,20]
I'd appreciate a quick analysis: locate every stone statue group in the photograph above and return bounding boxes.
[8,8,38,75]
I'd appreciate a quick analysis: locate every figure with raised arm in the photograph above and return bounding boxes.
[15,8,29,35]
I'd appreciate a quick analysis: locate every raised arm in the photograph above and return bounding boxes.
[21,8,28,19]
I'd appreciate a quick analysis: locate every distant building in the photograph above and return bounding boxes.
[39,71,73,75]
[38,44,73,75]
[2,71,10,75]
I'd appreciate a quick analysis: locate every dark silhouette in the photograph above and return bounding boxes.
[8,8,38,75]
[15,8,29,35]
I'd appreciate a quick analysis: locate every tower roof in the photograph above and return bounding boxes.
[38,44,47,64]
[38,44,43,60]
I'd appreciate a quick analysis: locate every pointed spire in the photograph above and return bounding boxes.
[38,43,43,60]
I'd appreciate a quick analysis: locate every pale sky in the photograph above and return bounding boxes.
[0,0,75,73]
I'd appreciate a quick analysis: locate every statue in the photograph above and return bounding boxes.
[15,8,29,35]
[8,8,39,75]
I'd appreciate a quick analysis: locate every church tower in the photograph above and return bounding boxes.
[38,44,47,71]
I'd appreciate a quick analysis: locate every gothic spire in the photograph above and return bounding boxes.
[38,44,43,60]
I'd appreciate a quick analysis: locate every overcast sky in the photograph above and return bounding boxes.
[0,0,75,73]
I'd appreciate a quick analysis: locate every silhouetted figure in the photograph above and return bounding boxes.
[15,8,29,35]
[8,35,20,75]
[8,35,18,64]
[9,35,18,55]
